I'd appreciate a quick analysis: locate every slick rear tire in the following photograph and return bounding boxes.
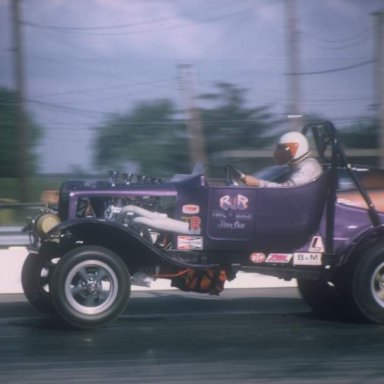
[352,243,384,323]
[51,246,131,328]
[297,276,356,320]
[298,278,341,315]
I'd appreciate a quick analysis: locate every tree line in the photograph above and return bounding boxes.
[0,84,379,182]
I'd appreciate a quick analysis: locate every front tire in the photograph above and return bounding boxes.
[352,243,384,323]
[51,246,131,328]
[21,252,58,314]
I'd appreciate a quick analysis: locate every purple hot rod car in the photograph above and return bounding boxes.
[23,121,384,328]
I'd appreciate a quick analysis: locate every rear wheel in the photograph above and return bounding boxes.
[51,246,131,328]
[352,243,384,323]
[297,275,355,320]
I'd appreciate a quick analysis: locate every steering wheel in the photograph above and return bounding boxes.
[225,165,246,186]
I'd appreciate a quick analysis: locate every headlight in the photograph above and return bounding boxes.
[36,213,61,237]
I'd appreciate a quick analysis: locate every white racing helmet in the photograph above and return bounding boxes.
[274,131,309,165]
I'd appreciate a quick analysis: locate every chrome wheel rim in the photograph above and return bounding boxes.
[371,262,384,308]
[64,260,118,315]
[40,257,60,294]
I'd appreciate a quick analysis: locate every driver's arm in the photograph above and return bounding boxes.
[241,175,261,187]
[241,174,295,188]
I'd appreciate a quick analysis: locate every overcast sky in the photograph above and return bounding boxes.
[1,0,384,173]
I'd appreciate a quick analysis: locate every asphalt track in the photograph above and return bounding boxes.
[0,288,384,384]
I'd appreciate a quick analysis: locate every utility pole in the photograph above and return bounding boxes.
[285,0,302,130]
[373,11,384,168]
[11,0,29,202]
[178,64,207,169]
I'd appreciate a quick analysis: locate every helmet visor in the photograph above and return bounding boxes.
[274,142,299,165]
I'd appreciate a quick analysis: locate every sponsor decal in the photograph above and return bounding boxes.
[219,194,248,211]
[209,189,254,240]
[177,236,203,250]
[293,252,322,266]
[217,220,246,230]
[250,252,266,263]
[182,204,200,215]
[309,236,324,252]
[182,216,202,234]
[266,253,292,264]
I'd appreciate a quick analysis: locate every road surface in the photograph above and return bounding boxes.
[0,288,383,383]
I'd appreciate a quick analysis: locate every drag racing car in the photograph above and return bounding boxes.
[22,121,384,328]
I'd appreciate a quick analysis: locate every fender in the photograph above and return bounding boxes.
[44,217,216,270]
[335,224,384,267]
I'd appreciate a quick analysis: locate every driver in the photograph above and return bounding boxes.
[241,131,322,187]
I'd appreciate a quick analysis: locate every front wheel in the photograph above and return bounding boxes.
[21,252,59,314]
[352,243,384,323]
[51,246,131,328]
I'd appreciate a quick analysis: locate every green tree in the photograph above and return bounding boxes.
[93,99,189,177]
[0,87,42,177]
[337,118,379,166]
[93,83,279,177]
[338,118,378,149]
[198,82,279,173]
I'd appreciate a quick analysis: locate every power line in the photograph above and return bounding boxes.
[22,0,233,30]
[289,59,373,75]
[303,26,371,44]
[27,79,172,98]
[26,99,115,118]
[309,34,371,51]
[21,0,244,34]
[28,53,125,80]
[23,7,253,37]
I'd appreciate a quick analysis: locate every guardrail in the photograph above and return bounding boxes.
[0,226,29,247]
[0,203,45,209]
[0,202,45,247]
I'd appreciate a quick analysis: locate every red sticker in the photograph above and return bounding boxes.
[266,253,292,264]
[182,204,200,214]
[250,253,266,263]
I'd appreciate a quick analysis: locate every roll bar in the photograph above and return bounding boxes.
[302,121,381,255]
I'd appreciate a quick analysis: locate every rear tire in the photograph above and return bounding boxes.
[352,243,384,323]
[297,275,355,320]
[51,246,131,328]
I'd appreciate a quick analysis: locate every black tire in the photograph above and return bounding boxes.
[352,243,384,323]
[21,252,58,314]
[297,276,355,320]
[50,246,131,328]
